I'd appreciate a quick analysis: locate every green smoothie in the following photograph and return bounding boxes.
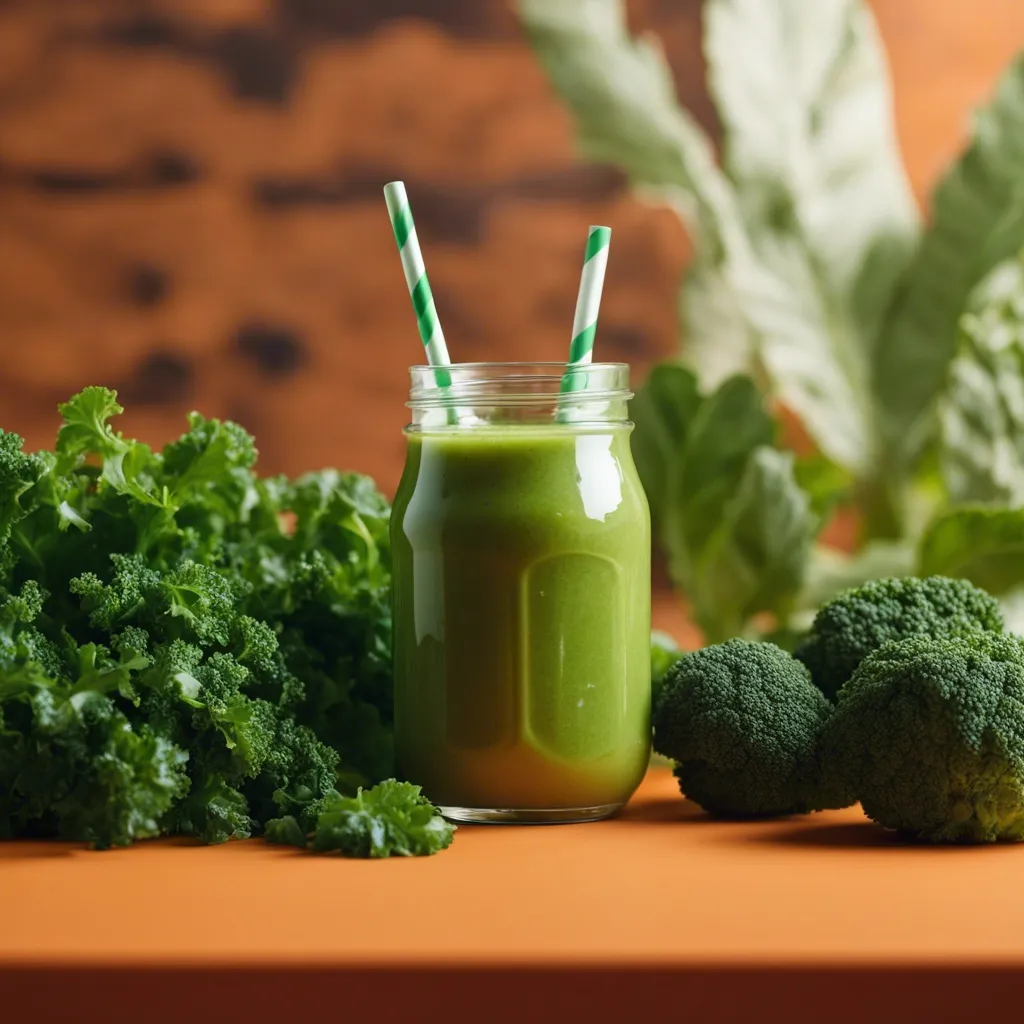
[391,424,651,818]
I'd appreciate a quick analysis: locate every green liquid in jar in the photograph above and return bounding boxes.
[391,425,651,813]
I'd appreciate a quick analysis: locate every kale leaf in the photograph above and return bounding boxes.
[266,779,456,858]
[0,387,416,855]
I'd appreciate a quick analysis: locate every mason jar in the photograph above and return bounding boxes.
[391,362,651,823]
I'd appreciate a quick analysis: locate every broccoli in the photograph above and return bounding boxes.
[794,576,1003,701]
[653,639,850,817]
[823,633,1024,842]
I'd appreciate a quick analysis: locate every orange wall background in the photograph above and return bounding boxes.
[2,0,1024,496]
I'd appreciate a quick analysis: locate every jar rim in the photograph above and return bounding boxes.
[408,361,630,370]
[406,361,632,425]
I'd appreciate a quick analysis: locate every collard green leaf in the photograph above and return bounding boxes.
[700,0,916,474]
[800,540,916,610]
[792,453,854,520]
[678,259,760,389]
[518,0,883,476]
[668,374,774,564]
[705,0,918,340]
[918,506,1024,595]
[517,0,739,253]
[631,364,818,640]
[734,244,875,474]
[693,446,818,641]
[629,363,701,524]
[876,55,1024,464]
[940,253,1024,505]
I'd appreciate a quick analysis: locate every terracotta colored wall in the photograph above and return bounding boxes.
[2,0,1024,495]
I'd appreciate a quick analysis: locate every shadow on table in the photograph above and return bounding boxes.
[617,797,719,825]
[616,799,1024,850]
[746,820,1024,851]
[752,821,905,849]
[0,841,78,860]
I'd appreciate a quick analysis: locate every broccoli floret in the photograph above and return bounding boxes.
[794,576,1003,701]
[653,639,850,817]
[823,633,1024,842]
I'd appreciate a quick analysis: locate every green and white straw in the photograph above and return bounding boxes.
[384,180,453,391]
[560,225,611,396]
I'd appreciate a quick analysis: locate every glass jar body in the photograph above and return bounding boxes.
[391,364,651,823]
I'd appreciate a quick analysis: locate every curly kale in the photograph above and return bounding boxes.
[653,639,850,817]
[823,633,1024,842]
[794,575,1004,700]
[266,779,456,858]
[0,584,189,848]
[0,431,48,550]
[0,388,409,854]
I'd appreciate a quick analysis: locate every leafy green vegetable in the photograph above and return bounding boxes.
[876,57,1024,466]
[799,541,916,611]
[698,447,816,636]
[650,630,683,709]
[0,389,425,855]
[264,813,307,848]
[918,506,1024,596]
[940,253,1024,505]
[266,779,455,858]
[311,780,454,857]
[704,0,919,342]
[520,0,914,478]
[520,0,1024,633]
[632,364,819,640]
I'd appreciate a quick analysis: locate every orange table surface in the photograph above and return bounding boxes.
[4,767,1024,1023]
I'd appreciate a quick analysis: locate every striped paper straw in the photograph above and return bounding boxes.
[560,225,611,396]
[384,181,453,391]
